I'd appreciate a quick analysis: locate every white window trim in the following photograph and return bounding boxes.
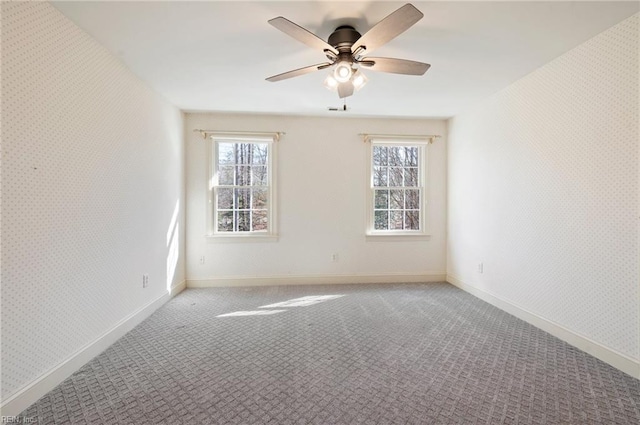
[206,135,278,240]
[366,137,430,238]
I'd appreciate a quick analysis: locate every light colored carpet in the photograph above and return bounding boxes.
[21,282,640,424]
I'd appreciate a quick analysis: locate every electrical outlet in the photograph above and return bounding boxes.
[331,253,339,262]
[199,256,205,265]
[477,263,483,274]
[142,274,149,288]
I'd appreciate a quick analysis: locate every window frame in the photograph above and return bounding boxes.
[366,138,430,237]
[207,135,278,239]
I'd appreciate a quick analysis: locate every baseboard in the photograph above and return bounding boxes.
[446,274,640,379]
[170,279,187,297]
[0,280,186,417]
[188,273,447,288]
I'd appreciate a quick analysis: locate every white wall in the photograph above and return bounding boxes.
[447,14,638,369]
[186,113,447,285]
[1,2,185,410]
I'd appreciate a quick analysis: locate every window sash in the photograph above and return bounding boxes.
[372,187,422,231]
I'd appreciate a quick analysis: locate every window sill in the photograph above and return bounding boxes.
[206,233,279,243]
[365,232,430,242]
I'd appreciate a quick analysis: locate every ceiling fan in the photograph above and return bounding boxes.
[266,3,430,99]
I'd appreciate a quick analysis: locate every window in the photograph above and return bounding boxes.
[208,135,277,237]
[368,139,429,235]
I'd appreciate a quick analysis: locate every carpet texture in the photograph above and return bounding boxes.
[20,283,640,424]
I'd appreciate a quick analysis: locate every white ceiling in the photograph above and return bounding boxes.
[52,1,638,118]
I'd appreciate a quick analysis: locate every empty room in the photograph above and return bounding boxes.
[1,1,639,423]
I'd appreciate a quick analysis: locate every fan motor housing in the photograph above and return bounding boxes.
[328,25,361,52]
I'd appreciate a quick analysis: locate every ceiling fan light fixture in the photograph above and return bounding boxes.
[266,4,429,100]
[333,61,353,83]
[352,70,368,91]
[323,74,339,91]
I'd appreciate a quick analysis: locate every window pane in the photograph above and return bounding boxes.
[390,190,404,209]
[405,211,419,230]
[373,146,388,166]
[404,146,418,166]
[374,211,388,230]
[374,190,389,209]
[236,143,252,165]
[405,189,419,209]
[218,211,234,232]
[389,147,404,166]
[252,188,268,209]
[235,166,251,186]
[236,211,251,231]
[252,144,268,165]
[235,188,251,210]
[404,167,418,187]
[217,188,233,209]
[218,143,235,165]
[390,211,404,230]
[373,166,388,187]
[218,166,234,185]
[252,211,268,231]
[389,167,403,186]
[251,166,268,185]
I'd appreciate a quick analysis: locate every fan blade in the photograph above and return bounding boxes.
[266,62,332,82]
[361,57,430,75]
[352,4,423,55]
[338,81,354,98]
[269,17,338,55]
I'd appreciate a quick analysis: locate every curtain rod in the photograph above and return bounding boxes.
[194,129,285,141]
[359,133,441,143]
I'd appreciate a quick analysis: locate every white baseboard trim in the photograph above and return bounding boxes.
[446,274,640,379]
[170,279,187,297]
[188,273,447,288]
[0,280,186,417]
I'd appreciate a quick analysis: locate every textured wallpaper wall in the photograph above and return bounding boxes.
[448,14,638,359]
[1,2,185,401]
